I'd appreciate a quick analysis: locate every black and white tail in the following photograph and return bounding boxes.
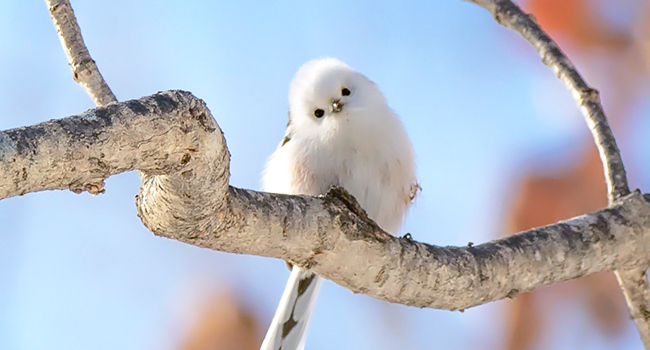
[260,266,323,350]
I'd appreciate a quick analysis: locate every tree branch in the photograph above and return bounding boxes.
[464,0,649,346]
[464,0,630,201]
[0,91,219,197]
[617,269,650,345]
[37,0,650,345]
[46,0,117,106]
[2,92,650,311]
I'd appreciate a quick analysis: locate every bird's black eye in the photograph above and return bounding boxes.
[341,87,351,96]
[314,108,325,118]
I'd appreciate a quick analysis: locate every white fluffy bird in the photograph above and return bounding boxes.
[261,58,418,350]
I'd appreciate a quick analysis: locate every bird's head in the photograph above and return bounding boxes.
[287,58,390,142]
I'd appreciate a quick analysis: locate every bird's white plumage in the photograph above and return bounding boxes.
[261,58,417,350]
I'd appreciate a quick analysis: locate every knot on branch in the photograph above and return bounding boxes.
[322,186,388,242]
[323,186,373,223]
[580,88,601,105]
[491,1,517,25]
[133,91,232,241]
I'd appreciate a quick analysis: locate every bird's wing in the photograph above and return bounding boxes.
[280,110,293,147]
[260,266,323,350]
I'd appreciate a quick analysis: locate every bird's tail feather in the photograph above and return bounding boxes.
[260,266,323,350]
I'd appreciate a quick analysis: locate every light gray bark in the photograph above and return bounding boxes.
[463,0,628,201]
[46,0,117,106]
[0,92,218,198]
[464,0,649,346]
[2,91,650,312]
[23,0,650,347]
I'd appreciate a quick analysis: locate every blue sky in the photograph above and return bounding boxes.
[0,1,648,349]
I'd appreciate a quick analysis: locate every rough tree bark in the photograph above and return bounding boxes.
[0,0,647,347]
[3,89,650,311]
[46,0,117,106]
[464,0,650,346]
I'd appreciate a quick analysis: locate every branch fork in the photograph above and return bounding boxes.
[2,0,641,347]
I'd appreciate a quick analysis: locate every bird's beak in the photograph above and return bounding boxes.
[331,99,344,114]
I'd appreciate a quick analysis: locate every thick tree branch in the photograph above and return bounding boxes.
[0,91,219,197]
[38,0,650,345]
[46,0,117,106]
[465,0,649,346]
[2,92,650,311]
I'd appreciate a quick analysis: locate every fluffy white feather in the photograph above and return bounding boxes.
[261,58,417,350]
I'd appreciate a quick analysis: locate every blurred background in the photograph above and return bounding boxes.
[1,0,649,349]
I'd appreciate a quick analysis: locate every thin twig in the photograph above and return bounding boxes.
[466,0,630,202]
[617,269,650,346]
[42,0,650,344]
[464,0,649,347]
[45,0,117,106]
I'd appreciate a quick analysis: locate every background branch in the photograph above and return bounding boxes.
[27,0,649,347]
[464,0,629,201]
[465,0,650,346]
